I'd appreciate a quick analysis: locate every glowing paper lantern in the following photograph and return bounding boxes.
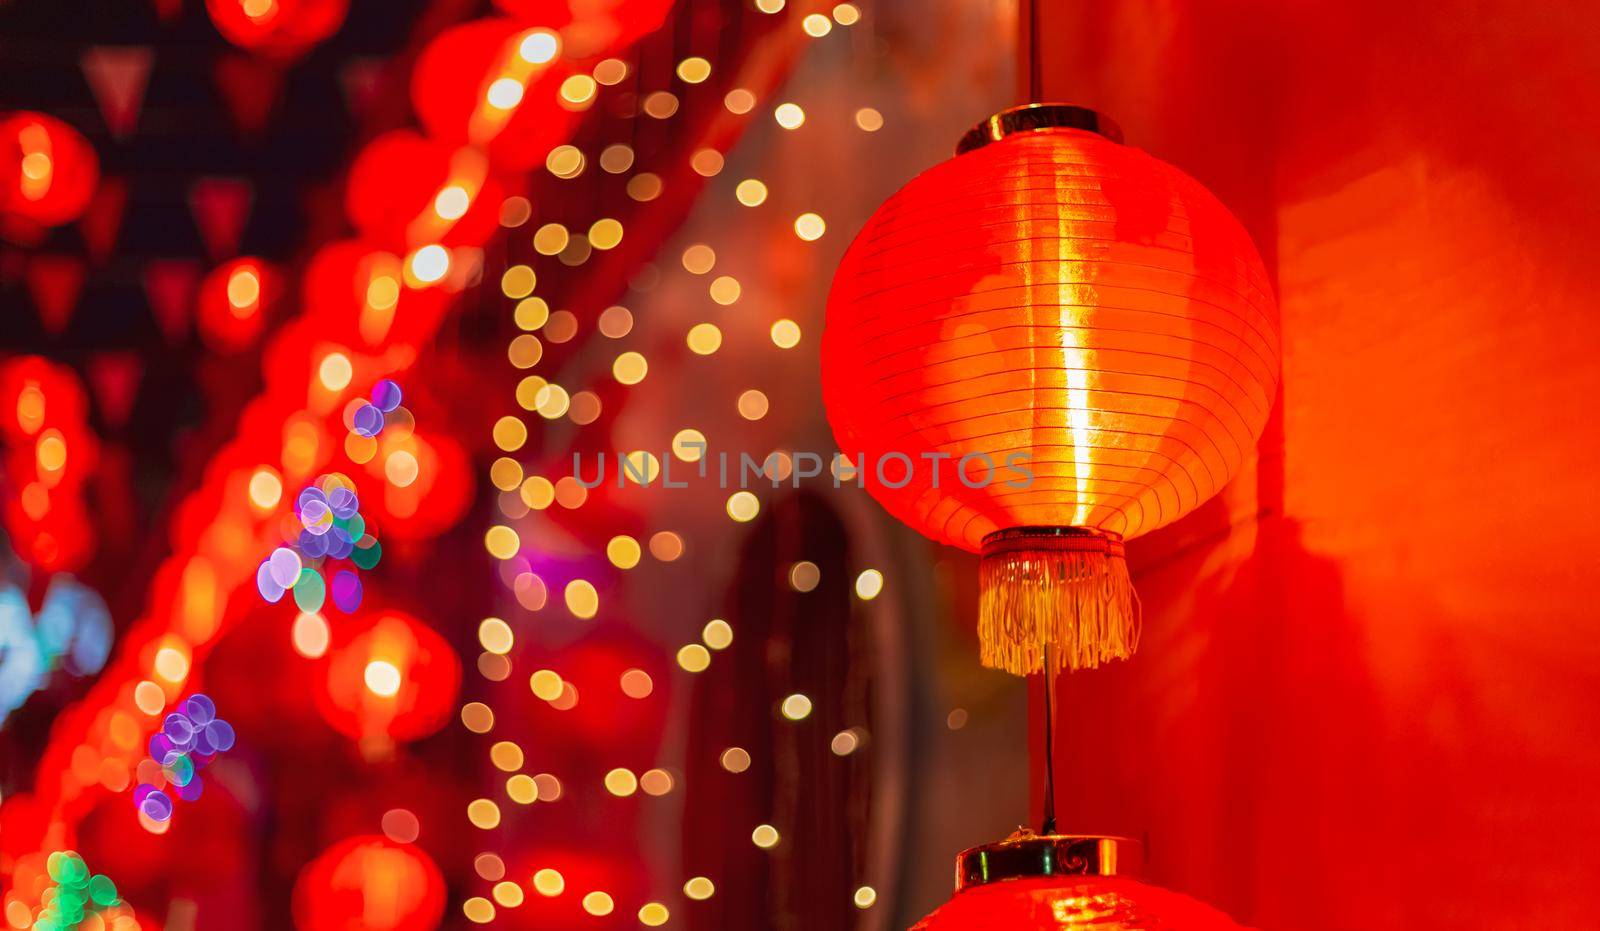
[0,112,99,231]
[197,257,279,352]
[316,611,460,744]
[292,835,445,931]
[822,105,1280,676]
[912,832,1249,929]
[410,18,577,171]
[204,0,349,58]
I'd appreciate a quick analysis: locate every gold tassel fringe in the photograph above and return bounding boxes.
[978,527,1141,677]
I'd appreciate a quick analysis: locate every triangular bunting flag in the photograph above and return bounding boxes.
[81,46,155,140]
[213,54,284,138]
[79,177,128,263]
[142,259,200,345]
[88,353,144,428]
[188,177,253,261]
[339,58,386,118]
[26,255,87,335]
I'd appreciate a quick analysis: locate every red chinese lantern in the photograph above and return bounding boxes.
[345,130,504,251]
[316,610,460,746]
[197,257,280,352]
[292,835,445,931]
[0,112,99,230]
[822,105,1280,676]
[912,833,1250,930]
[205,0,349,57]
[410,18,578,170]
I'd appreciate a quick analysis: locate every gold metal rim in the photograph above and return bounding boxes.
[956,103,1124,155]
[955,832,1142,892]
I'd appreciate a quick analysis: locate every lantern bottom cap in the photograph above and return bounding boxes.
[956,830,1144,892]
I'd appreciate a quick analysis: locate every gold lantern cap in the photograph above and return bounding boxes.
[955,829,1142,893]
[956,103,1124,155]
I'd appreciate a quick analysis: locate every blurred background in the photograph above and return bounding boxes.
[0,0,1029,928]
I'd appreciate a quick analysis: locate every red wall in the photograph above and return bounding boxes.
[1038,3,1600,927]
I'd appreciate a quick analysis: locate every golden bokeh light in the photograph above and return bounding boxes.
[803,12,832,36]
[515,296,550,329]
[855,568,885,599]
[788,561,821,592]
[648,531,685,561]
[702,618,734,650]
[709,275,741,305]
[770,319,802,348]
[620,668,653,698]
[735,178,768,207]
[855,106,884,131]
[467,798,501,829]
[720,747,751,773]
[752,824,780,848]
[774,102,805,129]
[530,669,564,701]
[687,322,723,355]
[737,389,770,420]
[593,57,628,85]
[781,693,814,721]
[565,579,599,619]
[485,525,521,560]
[726,491,760,522]
[599,143,635,174]
[794,211,827,241]
[684,877,715,901]
[604,767,638,797]
[607,535,642,569]
[724,88,756,113]
[582,892,615,916]
[598,304,633,338]
[479,617,514,655]
[613,351,648,384]
[691,148,725,177]
[627,172,663,201]
[677,643,711,673]
[676,56,712,83]
[501,264,536,299]
[533,869,565,897]
[461,702,494,733]
[491,740,524,772]
[589,217,624,250]
[672,429,706,462]
[533,223,569,256]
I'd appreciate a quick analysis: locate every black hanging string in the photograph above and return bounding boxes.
[1027,0,1043,102]
[1041,642,1057,835]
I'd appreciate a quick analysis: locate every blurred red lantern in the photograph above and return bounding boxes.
[0,112,99,231]
[345,130,504,251]
[0,356,98,571]
[410,17,578,170]
[197,257,280,352]
[493,0,675,50]
[821,105,1280,676]
[913,833,1250,930]
[317,610,460,745]
[205,0,349,57]
[292,835,445,931]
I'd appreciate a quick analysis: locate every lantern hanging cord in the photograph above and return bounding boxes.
[1026,0,1043,101]
[1041,642,1057,835]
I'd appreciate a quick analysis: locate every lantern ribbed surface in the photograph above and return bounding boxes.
[821,123,1280,554]
[910,876,1253,930]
